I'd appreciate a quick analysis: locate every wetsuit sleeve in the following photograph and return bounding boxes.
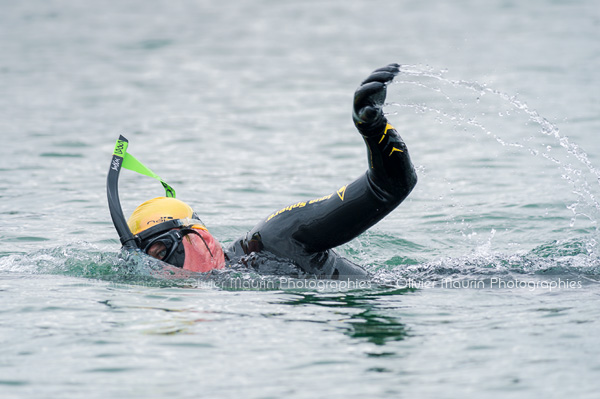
[288,63,417,253]
[229,64,417,279]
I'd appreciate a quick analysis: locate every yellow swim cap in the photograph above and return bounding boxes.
[128,197,197,235]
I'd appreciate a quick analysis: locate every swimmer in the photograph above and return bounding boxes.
[107,64,417,280]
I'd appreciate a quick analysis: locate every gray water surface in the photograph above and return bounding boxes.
[1,0,599,398]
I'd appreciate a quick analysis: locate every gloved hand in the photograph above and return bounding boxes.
[352,63,400,137]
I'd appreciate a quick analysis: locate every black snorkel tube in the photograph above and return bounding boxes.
[106,135,176,249]
[107,136,137,249]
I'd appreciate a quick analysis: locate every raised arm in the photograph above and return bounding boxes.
[245,64,417,257]
[286,63,417,252]
[353,63,417,200]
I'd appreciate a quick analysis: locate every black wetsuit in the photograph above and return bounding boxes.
[225,64,417,280]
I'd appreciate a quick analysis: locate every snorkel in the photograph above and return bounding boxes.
[106,135,225,271]
[106,135,176,250]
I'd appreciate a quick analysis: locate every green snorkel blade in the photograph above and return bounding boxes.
[106,135,177,249]
[122,153,176,198]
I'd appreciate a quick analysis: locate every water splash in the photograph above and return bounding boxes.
[0,243,351,291]
[370,237,600,287]
[2,238,598,292]
[387,64,600,228]
[0,242,208,287]
[374,65,600,282]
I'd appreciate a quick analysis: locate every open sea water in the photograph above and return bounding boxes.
[1,0,599,398]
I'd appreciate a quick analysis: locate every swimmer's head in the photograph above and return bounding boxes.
[128,197,225,272]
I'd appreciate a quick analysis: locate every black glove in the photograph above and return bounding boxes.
[352,63,400,137]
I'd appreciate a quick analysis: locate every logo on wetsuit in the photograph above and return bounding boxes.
[337,185,347,201]
[265,186,347,223]
[265,201,307,222]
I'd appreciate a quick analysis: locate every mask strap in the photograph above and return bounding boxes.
[183,229,214,258]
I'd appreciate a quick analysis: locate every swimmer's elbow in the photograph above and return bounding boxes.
[407,166,418,193]
[394,159,418,196]
[394,154,418,201]
[394,171,417,204]
[367,164,417,206]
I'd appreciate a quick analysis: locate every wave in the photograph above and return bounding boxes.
[0,242,205,287]
[1,238,598,291]
[371,237,600,288]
